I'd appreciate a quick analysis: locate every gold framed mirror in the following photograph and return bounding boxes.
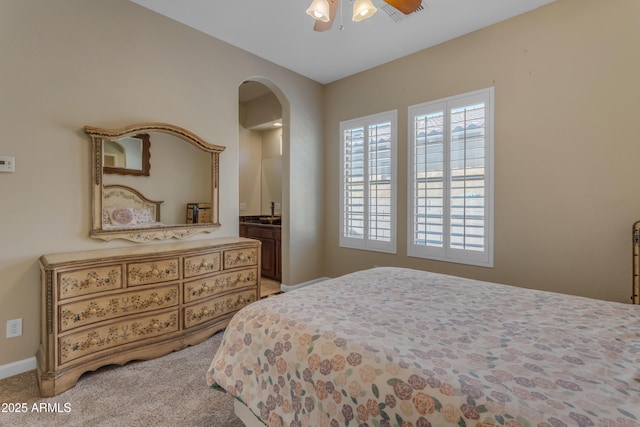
[85,122,225,242]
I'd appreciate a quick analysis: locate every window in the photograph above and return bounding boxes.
[340,110,397,253]
[408,88,494,267]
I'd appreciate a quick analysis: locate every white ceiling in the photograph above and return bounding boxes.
[129,0,556,84]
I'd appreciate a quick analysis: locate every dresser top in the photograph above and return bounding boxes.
[40,237,259,267]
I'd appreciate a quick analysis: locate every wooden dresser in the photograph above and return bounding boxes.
[37,237,260,397]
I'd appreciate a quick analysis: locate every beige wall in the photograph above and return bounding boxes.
[323,0,640,303]
[0,0,323,367]
[240,92,283,130]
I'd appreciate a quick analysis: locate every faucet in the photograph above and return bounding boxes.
[270,201,275,218]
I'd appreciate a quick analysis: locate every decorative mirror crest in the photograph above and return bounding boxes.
[85,122,226,242]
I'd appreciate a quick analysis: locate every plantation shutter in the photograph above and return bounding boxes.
[340,111,397,253]
[408,88,493,267]
[343,126,365,240]
[367,121,392,243]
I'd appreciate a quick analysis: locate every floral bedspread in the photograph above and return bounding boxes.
[207,267,640,426]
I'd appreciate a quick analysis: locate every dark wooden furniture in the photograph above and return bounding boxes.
[240,223,281,282]
[187,202,212,224]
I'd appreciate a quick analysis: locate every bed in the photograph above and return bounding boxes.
[102,184,164,229]
[207,267,640,426]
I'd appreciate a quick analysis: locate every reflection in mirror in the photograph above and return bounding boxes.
[102,133,211,225]
[103,134,150,176]
[261,157,282,216]
[86,123,225,242]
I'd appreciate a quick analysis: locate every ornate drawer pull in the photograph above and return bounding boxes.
[88,338,97,345]
[199,261,215,270]
[152,269,159,276]
[89,308,97,315]
[152,297,160,304]
[152,323,160,330]
[88,277,97,284]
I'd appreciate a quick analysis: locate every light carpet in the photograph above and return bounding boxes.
[0,331,246,427]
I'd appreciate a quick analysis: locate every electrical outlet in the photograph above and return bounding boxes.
[6,318,22,338]
[0,156,15,173]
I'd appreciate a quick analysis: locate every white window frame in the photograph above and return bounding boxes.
[339,110,397,254]
[407,88,494,267]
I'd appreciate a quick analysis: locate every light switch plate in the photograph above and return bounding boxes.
[0,156,15,173]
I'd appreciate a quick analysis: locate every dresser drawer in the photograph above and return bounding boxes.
[184,268,258,303]
[223,247,258,270]
[59,265,123,300]
[59,309,179,365]
[183,252,221,278]
[59,285,180,332]
[127,258,179,286]
[183,289,257,329]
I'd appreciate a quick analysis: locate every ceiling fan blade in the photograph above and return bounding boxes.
[313,0,339,32]
[382,0,421,15]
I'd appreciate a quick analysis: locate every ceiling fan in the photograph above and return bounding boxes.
[306,0,422,32]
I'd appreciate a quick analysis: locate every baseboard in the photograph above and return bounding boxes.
[280,277,330,292]
[0,357,36,380]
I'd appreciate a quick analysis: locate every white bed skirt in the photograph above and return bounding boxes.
[234,400,264,427]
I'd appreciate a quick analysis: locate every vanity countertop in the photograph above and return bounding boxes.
[239,221,281,228]
[240,216,281,227]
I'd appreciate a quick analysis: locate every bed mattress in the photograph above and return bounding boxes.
[207,267,640,426]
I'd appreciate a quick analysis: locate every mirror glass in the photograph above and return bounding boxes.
[261,156,282,216]
[102,133,211,224]
[103,134,150,176]
[86,123,225,242]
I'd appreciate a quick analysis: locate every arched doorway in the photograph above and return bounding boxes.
[238,79,289,295]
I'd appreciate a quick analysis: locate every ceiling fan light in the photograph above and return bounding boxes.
[352,0,377,22]
[306,0,331,22]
